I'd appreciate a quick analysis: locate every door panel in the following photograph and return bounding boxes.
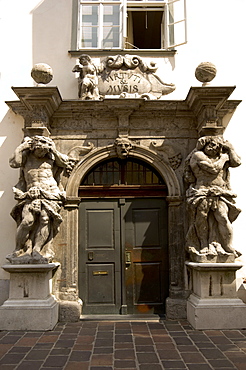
[79,201,121,314]
[123,199,168,315]
[79,198,168,315]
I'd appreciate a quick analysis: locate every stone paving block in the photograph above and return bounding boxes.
[200,348,227,360]
[76,335,95,344]
[0,336,23,345]
[115,335,133,343]
[90,354,113,366]
[176,345,199,353]
[0,354,26,365]
[16,361,43,370]
[38,335,59,343]
[8,347,31,354]
[222,331,246,339]
[134,337,153,345]
[115,342,133,349]
[0,345,13,359]
[195,342,217,349]
[114,360,137,368]
[90,367,113,370]
[161,360,186,368]
[43,355,68,367]
[155,342,176,350]
[136,345,156,352]
[180,352,207,364]
[186,365,213,370]
[24,349,50,360]
[64,362,89,370]
[0,364,17,370]
[188,334,211,342]
[114,349,135,359]
[95,339,114,347]
[54,339,75,348]
[225,351,246,362]
[34,342,54,349]
[139,365,163,370]
[173,336,193,345]
[207,358,235,368]
[93,347,113,354]
[69,350,92,362]
[136,352,159,364]
[157,349,181,360]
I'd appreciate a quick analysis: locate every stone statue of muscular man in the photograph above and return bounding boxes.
[8,136,69,263]
[184,135,241,261]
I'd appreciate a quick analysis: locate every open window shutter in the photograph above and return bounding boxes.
[165,0,187,49]
[122,0,127,47]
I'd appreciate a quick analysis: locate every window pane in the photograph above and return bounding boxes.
[81,5,99,47]
[81,26,98,47]
[81,159,164,186]
[103,5,120,47]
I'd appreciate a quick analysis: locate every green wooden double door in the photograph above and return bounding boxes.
[79,198,169,315]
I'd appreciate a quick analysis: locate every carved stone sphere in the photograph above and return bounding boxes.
[31,63,53,84]
[195,62,217,84]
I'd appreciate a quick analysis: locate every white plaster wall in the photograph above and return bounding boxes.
[0,0,40,286]
[0,0,245,297]
[171,0,246,283]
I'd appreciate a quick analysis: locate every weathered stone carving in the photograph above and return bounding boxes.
[31,63,53,85]
[8,136,70,264]
[67,142,95,161]
[100,54,175,99]
[104,55,158,73]
[184,135,241,262]
[114,137,135,159]
[150,140,182,170]
[73,54,175,99]
[195,62,217,86]
[72,54,100,100]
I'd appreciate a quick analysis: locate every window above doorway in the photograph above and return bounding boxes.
[71,0,187,51]
[79,158,168,197]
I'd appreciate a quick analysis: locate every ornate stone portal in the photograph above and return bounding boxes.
[2,56,245,329]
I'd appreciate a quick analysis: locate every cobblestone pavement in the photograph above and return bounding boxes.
[1,320,246,370]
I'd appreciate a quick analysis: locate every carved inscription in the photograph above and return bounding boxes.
[100,70,151,96]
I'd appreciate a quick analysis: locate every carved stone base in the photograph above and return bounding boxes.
[165,298,187,320]
[186,262,246,329]
[0,264,59,330]
[59,300,82,322]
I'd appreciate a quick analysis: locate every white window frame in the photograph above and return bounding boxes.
[76,0,187,50]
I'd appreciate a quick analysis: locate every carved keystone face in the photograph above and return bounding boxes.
[114,138,133,159]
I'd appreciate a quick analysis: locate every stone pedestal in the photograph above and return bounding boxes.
[0,264,59,331]
[186,262,246,329]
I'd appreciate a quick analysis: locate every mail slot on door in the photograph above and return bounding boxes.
[93,271,109,276]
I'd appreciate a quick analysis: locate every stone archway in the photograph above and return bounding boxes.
[61,144,185,319]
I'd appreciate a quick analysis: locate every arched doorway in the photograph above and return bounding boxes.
[78,157,169,315]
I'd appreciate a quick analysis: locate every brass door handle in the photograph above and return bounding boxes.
[125,251,131,267]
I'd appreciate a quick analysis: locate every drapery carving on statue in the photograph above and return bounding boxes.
[72,54,100,100]
[150,140,182,170]
[8,136,71,264]
[114,137,136,159]
[184,135,241,262]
